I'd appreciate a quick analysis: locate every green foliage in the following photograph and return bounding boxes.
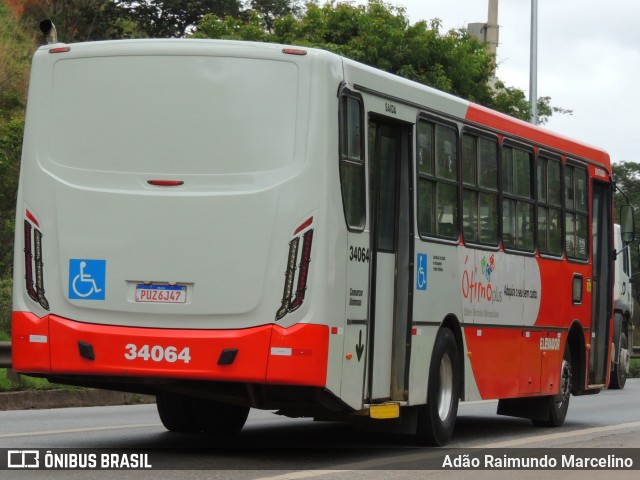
[0,7,34,340]
[0,6,36,115]
[19,0,130,42]
[0,277,11,340]
[117,0,244,38]
[0,369,85,391]
[613,161,640,255]
[612,161,640,341]
[195,0,564,124]
[0,118,23,280]
[613,161,640,209]
[249,0,301,32]
[198,1,495,101]
[194,12,269,41]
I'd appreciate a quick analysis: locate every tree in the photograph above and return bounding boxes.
[117,0,243,38]
[196,1,496,99]
[613,161,640,276]
[613,161,640,221]
[194,0,563,124]
[19,0,129,42]
[248,0,301,33]
[0,4,37,278]
[0,118,22,277]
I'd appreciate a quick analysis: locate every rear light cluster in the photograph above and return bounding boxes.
[23,212,49,310]
[276,218,314,321]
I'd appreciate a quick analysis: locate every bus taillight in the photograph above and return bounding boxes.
[23,213,49,310]
[282,48,307,56]
[289,229,313,312]
[147,180,184,186]
[276,219,314,321]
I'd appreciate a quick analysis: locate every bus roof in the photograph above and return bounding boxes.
[341,54,610,170]
[39,38,610,170]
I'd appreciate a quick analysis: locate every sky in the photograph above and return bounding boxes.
[354,0,640,164]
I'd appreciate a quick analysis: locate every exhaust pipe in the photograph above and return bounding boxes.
[39,19,57,44]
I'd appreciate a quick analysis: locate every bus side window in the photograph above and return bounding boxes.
[462,133,499,246]
[565,163,589,260]
[417,119,458,240]
[502,144,534,251]
[339,95,366,231]
[537,155,562,255]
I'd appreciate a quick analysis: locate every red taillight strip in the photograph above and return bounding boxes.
[49,47,71,54]
[147,180,184,186]
[289,229,313,312]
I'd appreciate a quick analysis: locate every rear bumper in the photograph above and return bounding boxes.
[12,312,329,387]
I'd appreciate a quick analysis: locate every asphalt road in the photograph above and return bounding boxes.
[0,379,639,479]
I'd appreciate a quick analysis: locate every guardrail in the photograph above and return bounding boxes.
[633,345,640,359]
[0,341,11,368]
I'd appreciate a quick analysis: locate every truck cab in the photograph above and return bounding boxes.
[611,223,633,389]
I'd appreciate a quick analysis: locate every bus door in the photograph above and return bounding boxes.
[589,181,612,385]
[366,117,413,402]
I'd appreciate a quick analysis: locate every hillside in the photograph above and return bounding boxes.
[0,3,38,338]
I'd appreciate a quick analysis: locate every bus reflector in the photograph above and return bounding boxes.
[370,403,400,419]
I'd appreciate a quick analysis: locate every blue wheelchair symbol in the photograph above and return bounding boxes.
[69,259,106,300]
[416,254,427,291]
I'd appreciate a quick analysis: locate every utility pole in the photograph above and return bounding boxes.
[486,0,499,58]
[468,0,499,81]
[530,0,538,124]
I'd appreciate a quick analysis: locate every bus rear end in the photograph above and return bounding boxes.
[13,40,341,431]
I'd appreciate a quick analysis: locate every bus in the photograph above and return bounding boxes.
[12,37,635,446]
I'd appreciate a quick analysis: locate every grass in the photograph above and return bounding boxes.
[0,277,11,340]
[0,368,84,392]
[630,358,640,378]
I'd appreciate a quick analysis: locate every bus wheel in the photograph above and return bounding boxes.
[532,346,572,427]
[415,328,460,446]
[156,393,200,433]
[157,393,250,434]
[200,401,250,435]
[610,331,629,390]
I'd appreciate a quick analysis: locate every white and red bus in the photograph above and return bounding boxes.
[12,38,635,445]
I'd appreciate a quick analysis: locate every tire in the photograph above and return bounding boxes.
[415,328,460,446]
[609,331,629,390]
[157,393,250,434]
[532,344,571,427]
[156,393,200,433]
[200,401,250,434]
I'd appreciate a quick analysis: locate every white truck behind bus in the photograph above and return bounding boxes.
[611,224,633,389]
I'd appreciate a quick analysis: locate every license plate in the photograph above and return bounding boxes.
[135,284,186,304]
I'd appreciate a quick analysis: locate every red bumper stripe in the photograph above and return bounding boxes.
[12,312,329,387]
